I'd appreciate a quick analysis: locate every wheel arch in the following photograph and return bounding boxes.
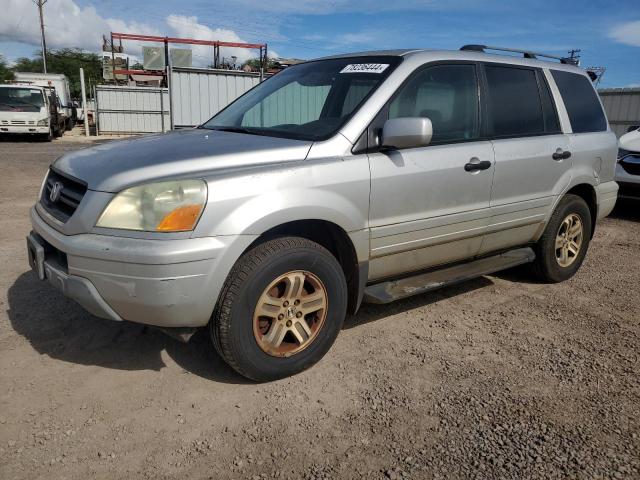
[245,219,366,315]
[565,183,597,238]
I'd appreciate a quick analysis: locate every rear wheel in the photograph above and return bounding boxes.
[532,194,591,283]
[210,237,347,382]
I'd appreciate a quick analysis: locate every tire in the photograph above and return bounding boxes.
[532,194,592,283]
[41,128,53,142]
[210,236,347,382]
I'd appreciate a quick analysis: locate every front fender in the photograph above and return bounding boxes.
[193,156,371,237]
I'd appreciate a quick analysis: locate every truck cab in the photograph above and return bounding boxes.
[13,72,73,131]
[0,84,57,141]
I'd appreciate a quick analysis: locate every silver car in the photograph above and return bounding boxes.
[27,46,619,381]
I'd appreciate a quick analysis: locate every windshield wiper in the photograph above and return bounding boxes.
[202,126,268,136]
[0,102,19,110]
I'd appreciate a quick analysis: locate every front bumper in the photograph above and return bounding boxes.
[0,125,49,134]
[29,207,257,327]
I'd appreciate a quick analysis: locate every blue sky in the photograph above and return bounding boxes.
[1,0,639,87]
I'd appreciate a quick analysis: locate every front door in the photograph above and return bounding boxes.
[368,63,495,280]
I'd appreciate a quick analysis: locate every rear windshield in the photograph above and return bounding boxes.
[0,87,45,112]
[551,70,607,134]
[202,56,402,141]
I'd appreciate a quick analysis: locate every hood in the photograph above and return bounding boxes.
[619,128,640,154]
[53,129,313,192]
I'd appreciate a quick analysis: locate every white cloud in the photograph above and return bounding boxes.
[166,15,278,65]
[0,0,276,66]
[0,0,158,53]
[609,20,640,47]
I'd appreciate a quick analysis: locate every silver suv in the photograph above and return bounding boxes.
[28,46,618,381]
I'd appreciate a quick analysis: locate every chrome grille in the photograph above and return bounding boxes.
[40,169,88,222]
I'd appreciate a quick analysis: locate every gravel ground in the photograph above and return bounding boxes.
[0,139,639,480]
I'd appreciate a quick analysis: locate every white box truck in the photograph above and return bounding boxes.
[0,83,64,141]
[13,72,74,131]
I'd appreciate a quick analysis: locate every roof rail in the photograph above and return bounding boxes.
[460,44,579,65]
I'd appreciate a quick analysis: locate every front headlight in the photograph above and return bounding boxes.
[37,118,49,126]
[96,179,207,232]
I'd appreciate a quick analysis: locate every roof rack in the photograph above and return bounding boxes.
[460,45,579,65]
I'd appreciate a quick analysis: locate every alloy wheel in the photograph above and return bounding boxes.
[253,270,328,357]
[555,213,583,267]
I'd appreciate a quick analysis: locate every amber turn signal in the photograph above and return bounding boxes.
[157,204,204,231]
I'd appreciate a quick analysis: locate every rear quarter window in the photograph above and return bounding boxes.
[551,70,607,133]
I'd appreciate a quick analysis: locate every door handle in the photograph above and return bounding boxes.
[552,149,572,161]
[464,159,492,172]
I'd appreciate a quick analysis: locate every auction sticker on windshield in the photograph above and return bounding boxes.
[340,63,389,74]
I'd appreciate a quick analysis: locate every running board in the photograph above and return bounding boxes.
[363,247,535,304]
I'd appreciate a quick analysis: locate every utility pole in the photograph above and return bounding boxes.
[34,0,48,73]
[80,68,89,137]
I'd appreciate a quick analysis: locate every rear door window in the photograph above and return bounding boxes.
[551,70,607,133]
[484,65,545,137]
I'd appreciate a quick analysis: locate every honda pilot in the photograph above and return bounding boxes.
[28,46,618,381]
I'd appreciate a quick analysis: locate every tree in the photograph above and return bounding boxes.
[12,49,102,98]
[241,58,279,71]
[0,55,14,82]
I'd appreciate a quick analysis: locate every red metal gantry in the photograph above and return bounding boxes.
[109,31,268,78]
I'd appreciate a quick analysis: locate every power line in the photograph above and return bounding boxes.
[33,0,48,73]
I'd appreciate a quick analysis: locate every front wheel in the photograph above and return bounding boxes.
[210,237,348,382]
[40,128,53,142]
[532,194,592,283]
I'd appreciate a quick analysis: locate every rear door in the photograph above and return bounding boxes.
[368,62,495,280]
[480,63,571,254]
[549,69,617,187]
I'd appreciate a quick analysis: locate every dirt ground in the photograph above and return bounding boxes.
[1,139,639,480]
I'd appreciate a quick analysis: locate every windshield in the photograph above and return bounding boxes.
[202,56,401,141]
[0,87,45,112]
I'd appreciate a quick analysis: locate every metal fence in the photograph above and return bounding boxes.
[95,85,170,135]
[599,87,640,137]
[170,68,261,128]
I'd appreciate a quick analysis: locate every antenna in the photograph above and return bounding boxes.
[567,49,581,66]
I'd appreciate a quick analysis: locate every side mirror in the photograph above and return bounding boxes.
[381,117,433,150]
